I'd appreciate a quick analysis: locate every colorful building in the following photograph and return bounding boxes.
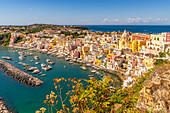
[131,40,146,52]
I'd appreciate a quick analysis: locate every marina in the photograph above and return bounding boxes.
[0,46,122,113]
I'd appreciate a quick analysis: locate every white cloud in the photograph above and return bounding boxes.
[103,17,168,24]
[112,19,119,22]
[103,18,109,22]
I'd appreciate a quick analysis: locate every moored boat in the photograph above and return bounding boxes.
[81,66,87,70]
[88,75,94,77]
[27,67,38,71]
[1,56,13,60]
[91,70,96,73]
[32,69,40,74]
[41,74,46,76]
[35,62,40,65]
[19,55,25,60]
[41,63,51,71]
[34,56,40,60]
[46,59,55,65]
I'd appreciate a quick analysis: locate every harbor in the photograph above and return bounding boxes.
[0,60,43,87]
[0,46,122,113]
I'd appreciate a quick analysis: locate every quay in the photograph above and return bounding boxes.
[0,60,43,87]
[0,97,11,113]
[10,46,125,81]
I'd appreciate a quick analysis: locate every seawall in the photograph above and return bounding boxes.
[0,60,43,87]
[0,97,11,113]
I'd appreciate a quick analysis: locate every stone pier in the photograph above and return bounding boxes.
[0,60,43,87]
[0,97,11,113]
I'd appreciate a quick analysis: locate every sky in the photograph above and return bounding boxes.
[0,0,170,25]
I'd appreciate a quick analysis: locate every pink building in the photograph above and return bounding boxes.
[165,33,170,42]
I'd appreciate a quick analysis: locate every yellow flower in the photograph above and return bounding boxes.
[40,107,46,112]
[50,94,54,98]
[54,95,58,99]
[46,95,49,100]
[51,91,55,95]
[55,86,58,89]
[35,110,41,113]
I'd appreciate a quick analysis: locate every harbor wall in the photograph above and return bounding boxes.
[0,97,11,113]
[0,60,43,87]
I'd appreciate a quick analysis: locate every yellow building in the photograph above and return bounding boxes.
[95,58,102,66]
[25,41,31,44]
[131,40,146,52]
[118,37,131,49]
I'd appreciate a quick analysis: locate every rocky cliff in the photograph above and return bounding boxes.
[0,60,43,87]
[137,64,170,112]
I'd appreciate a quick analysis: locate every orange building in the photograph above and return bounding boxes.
[132,33,150,41]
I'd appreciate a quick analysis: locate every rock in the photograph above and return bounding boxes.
[0,98,11,113]
[137,64,170,113]
[0,60,43,87]
[146,89,151,94]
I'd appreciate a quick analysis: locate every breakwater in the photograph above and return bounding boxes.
[0,97,11,113]
[0,60,43,87]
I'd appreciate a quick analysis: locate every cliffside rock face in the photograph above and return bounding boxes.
[137,64,170,112]
[0,60,43,87]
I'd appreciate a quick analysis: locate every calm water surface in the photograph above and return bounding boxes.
[84,25,170,33]
[0,46,121,113]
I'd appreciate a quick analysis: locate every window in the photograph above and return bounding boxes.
[157,38,159,41]
[154,37,156,40]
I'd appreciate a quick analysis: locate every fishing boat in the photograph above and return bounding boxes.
[1,56,13,60]
[72,59,76,62]
[41,63,51,71]
[18,62,22,65]
[86,63,91,67]
[69,61,73,64]
[41,63,46,67]
[18,51,26,56]
[88,75,94,77]
[95,72,101,75]
[46,59,55,65]
[32,69,40,74]
[89,77,94,79]
[27,67,38,71]
[81,66,87,70]
[91,70,96,73]
[65,57,70,61]
[48,65,52,69]
[35,62,40,65]
[41,74,46,76]
[19,55,25,60]
[27,52,33,56]
[38,72,42,75]
[34,56,40,60]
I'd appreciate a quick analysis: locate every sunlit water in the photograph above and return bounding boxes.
[0,46,121,113]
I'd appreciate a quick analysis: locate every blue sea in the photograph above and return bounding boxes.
[0,47,121,113]
[83,25,170,33]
